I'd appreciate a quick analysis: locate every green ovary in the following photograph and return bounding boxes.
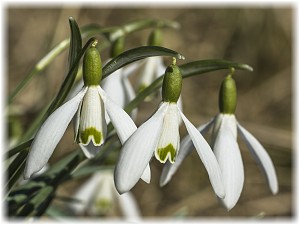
[156,143,176,163]
[80,127,102,145]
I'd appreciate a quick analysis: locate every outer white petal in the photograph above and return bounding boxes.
[160,118,215,186]
[70,173,101,214]
[154,57,166,79]
[123,61,143,78]
[137,57,157,88]
[237,123,278,194]
[24,88,87,179]
[140,163,151,184]
[118,192,142,222]
[179,110,225,198]
[114,103,168,194]
[101,68,126,108]
[98,86,136,145]
[214,114,244,210]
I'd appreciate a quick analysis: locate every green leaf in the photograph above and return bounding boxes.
[5,139,33,159]
[107,19,180,42]
[125,59,253,113]
[68,17,82,70]
[102,46,185,78]
[7,24,103,104]
[180,59,253,78]
[16,186,55,217]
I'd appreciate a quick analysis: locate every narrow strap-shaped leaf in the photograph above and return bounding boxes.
[16,186,54,217]
[180,59,253,78]
[5,139,33,159]
[68,17,82,70]
[107,19,180,42]
[7,24,103,104]
[6,159,26,192]
[102,46,185,78]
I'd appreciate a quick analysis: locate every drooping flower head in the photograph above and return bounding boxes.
[70,170,141,222]
[161,69,278,210]
[114,58,225,199]
[24,41,144,180]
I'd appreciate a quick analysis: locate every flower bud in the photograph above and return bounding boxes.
[148,28,163,46]
[110,36,125,58]
[219,74,237,114]
[162,61,182,103]
[83,45,102,86]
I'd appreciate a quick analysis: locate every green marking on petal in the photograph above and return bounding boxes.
[80,127,102,145]
[95,198,112,211]
[156,143,176,163]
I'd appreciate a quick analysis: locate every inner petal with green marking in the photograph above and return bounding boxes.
[80,127,103,145]
[155,103,181,164]
[79,86,107,146]
[156,143,176,163]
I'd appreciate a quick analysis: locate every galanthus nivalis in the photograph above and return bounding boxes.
[114,59,225,199]
[24,42,150,182]
[70,170,141,222]
[161,73,278,210]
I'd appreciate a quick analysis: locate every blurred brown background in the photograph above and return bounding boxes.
[7,5,293,219]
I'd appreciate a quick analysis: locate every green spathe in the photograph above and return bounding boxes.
[156,143,176,163]
[219,75,237,114]
[148,28,163,46]
[162,64,182,103]
[110,36,125,58]
[83,46,102,86]
[80,127,103,145]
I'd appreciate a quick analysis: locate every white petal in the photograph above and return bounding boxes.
[70,173,101,214]
[137,57,157,89]
[214,115,244,210]
[114,103,168,194]
[89,172,115,216]
[154,57,166,79]
[101,68,126,108]
[98,86,137,145]
[160,118,215,186]
[141,163,151,184]
[179,110,225,198]
[177,95,183,113]
[238,123,278,194]
[79,87,107,148]
[118,192,142,222]
[79,142,102,159]
[66,81,84,101]
[123,61,143,78]
[73,99,83,142]
[24,88,87,179]
[155,103,180,163]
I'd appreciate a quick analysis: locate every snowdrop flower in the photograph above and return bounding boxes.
[71,170,141,222]
[114,60,225,199]
[24,43,146,180]
[161,73,278,210]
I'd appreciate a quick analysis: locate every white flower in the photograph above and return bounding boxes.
[24,46,150,181]
[71,170,142,222]
[161,75,278,211]
[114,63,224,198]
